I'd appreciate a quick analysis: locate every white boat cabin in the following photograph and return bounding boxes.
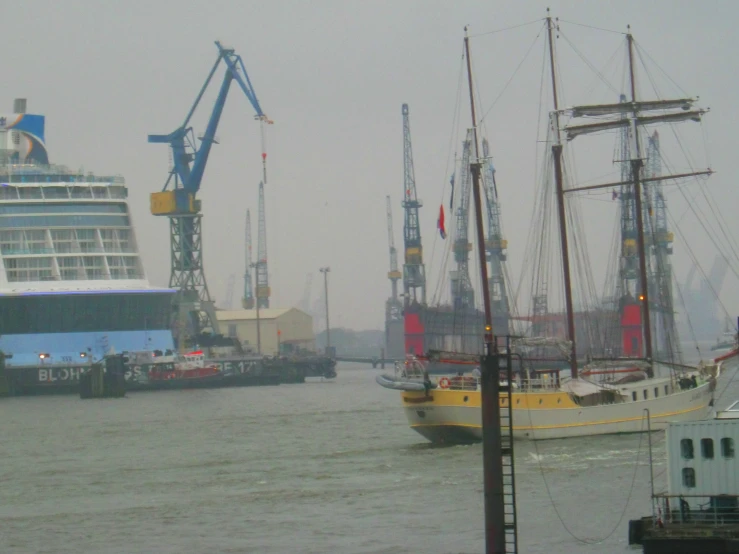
[666,400,739,511]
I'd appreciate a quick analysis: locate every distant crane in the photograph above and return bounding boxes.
[149,41,271,336]
[255,181,270,309]
[481,138,511,333]
[385,196,403,355]
[451,129,474,310]
[225,274,236,309]
[645,130,678,357]
[242,209,254,309]
[401,104,426,306]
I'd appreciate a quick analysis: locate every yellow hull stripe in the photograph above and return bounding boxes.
[408,402,708,431]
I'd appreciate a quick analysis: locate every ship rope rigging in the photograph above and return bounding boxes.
[462,14,683,545]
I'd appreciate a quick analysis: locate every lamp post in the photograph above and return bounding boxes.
[319,267,331,356]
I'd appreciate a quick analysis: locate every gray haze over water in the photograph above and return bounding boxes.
[2,1,738,330]
[4,363,738,553]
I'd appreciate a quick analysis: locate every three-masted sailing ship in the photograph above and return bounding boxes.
[378,17,738,442]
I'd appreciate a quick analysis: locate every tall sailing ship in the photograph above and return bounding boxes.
[378,19,738,442]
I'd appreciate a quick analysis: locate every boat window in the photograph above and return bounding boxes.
[632,391,637,402]
[680,438,694,459]
[701,438,714,459]
[654,387,659,398]
[643,389,648,400]
[665,385,669,395]
[721,438,735,459]
[682,467,696,488]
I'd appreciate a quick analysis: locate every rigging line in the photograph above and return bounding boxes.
[430,43,467,283]
[714,358,739,405]
[478,21,547,126]
[558,19,626,35]
[633,39,690,98]
[698,119,739,258]
[467,17,544,38]
[527,407,647,545]
[667,206,737,324]
[666,166,739,281]
[673,272,702,359]
[557,30,621,96]
[580,40,625,101]
[516,34,551,310]
[656,114,739,273]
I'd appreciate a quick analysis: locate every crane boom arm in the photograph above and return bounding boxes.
[149,41,269,199]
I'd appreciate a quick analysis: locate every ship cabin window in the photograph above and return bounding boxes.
[721,438,735,459]
[682,467,696,488]
[665,385,669,395]
[701,438,714,459]
[643,389,648,400]
[632,391,637,402]
[227,324,237,338]
[681,438,694,459]
[654,387,659,398]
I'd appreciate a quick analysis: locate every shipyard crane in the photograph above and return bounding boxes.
[481,138,511,333]
[242,209,254,309]
[401,104,426,307]
[255,181,270,308]
[385,196,403,356]
[617,94,640,302]
[451,129,475,311]
[645,131,678,357]
[149,41,271,336]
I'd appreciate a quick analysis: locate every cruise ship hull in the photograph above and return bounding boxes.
[1,355,317,396]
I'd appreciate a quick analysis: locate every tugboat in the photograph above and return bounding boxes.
[146,350,222,386]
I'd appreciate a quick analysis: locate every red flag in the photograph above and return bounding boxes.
[437,204,447,239]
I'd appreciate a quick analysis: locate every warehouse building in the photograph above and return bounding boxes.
[215,308,314,356]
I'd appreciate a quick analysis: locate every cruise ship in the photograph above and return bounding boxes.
[0,98,176,394]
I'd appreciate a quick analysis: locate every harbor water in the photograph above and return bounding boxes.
[2,362,738,554]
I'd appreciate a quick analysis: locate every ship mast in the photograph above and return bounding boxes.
[546,12,579,379]
[626,29,654,372]
[464,26,510,554]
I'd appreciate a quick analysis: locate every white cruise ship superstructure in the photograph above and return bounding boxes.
[0,98,175,391]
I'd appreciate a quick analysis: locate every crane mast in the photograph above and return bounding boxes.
[256,181,270,309]
[482,138,510,333]
[149,41,270,339]
[401,104,426,306]
[451,130,475,310]
[385,196,403,357]
[645,131,678,359]
[242,209,254,309]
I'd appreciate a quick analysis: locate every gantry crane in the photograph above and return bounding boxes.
[401,104,426,307]
[255,181,270,309]
[451,129,474,311]
[482,138,511,333]
[385,195,403,356]
[149,41,270,337]
[242,209,254,309]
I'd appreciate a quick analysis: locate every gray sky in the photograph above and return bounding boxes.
[3,0,737,330]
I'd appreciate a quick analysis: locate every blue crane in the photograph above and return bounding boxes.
[149,41,270,338]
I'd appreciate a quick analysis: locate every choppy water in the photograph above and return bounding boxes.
[1,362,737,554]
